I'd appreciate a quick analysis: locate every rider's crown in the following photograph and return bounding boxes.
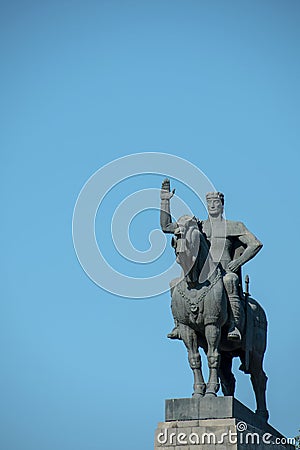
[206,192,224,205]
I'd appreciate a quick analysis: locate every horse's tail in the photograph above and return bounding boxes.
[248,297,268,330]
[242,297,267,373]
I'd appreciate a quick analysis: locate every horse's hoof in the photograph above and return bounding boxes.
[193,383,206,397]
[205,382,220,396]
[204,391,217,397]
[192,392,204,398]
[255,409,269,423]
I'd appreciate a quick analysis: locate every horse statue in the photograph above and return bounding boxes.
[167,214,269,422]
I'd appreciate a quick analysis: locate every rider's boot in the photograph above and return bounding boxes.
[167,320,182,340]
[167,327,181,339]
[227,296,244,341]
[223,273,244,341]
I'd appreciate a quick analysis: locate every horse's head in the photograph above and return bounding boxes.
[172,215,201,282]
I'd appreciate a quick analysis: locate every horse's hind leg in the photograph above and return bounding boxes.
[179,323,206,397]
[249,350,269,422]
[219,353,235,396]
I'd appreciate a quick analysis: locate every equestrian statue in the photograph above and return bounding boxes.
[160,178,269,422]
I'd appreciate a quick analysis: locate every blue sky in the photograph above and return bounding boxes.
[1,1,299,449]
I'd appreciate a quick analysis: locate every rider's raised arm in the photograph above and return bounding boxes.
[160,178,176,234]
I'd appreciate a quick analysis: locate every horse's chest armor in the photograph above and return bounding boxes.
[174,283,210,327]
[177,284,206,314]
[172,270,222,326]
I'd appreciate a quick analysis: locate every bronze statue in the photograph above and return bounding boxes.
[160,178,269,422]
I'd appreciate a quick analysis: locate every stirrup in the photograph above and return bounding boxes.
[227,327,241,341]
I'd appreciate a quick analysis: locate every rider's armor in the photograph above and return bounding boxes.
[201,219,253,340]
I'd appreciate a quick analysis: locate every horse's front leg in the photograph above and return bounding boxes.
[205,324,221,396]
[179,323,206,397]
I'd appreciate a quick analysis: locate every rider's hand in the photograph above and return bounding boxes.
[160,178,175,201]
[227,259,241,273]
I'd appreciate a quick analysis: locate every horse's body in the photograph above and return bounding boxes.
[169,215,269,421]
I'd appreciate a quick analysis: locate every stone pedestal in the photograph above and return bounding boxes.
[154,397,295,449]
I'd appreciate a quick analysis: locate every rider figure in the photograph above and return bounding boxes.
[160,179,263,342]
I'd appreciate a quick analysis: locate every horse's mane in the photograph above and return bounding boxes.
[176,215,213,283]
